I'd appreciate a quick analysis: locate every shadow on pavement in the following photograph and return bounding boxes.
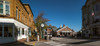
[0,41,32,46]
[53,37,100,45]
[68,40,99,44]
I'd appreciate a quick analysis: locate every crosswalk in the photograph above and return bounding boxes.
[44,41,72,46]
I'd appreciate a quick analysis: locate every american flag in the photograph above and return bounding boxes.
[92,10,94,16]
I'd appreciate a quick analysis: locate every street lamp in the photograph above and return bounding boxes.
[41,24,44,27]
[41,23,44,39]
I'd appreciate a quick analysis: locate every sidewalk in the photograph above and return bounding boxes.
[0,41,31,46]
[0,41,36,46]
[0,39,49,46]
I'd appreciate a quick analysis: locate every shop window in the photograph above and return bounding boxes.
[18,28,20,36]
[15,27,18,37]
[4,24,12,37]
[22,28,24,35]
[25,31,27,36]
[0,25,2,37]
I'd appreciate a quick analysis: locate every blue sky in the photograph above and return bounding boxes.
[22,0,86,32]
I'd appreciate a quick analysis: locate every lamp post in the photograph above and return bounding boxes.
[41,23,44,39]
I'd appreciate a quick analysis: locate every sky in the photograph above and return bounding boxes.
[22,0,86,32]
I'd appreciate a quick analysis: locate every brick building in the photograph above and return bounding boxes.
[82,0,100,38]
[0,0,35,44]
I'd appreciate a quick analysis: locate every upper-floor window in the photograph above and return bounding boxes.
[95,4,99,11]
[16,7,18,19]
[19,10,20,20]
[22,14,23,22]
[25,17,27,24]
[0,1,10,15]
[5,2,10,15]
[29,16,31,22]
[0,1,3,14]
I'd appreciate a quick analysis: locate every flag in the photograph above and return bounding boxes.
[92,10,94,16]
[92,12,94,16]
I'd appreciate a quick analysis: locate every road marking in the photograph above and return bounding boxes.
[44,41,67,46]
[33,42,36,45]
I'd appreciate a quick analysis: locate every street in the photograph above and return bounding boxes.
[35,37,100,46]
[1,37,100,46]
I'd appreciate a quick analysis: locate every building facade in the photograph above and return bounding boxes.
[82,0,100,38]
[0,0,35,44]
[56,25,74,37]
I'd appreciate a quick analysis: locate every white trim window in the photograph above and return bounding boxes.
[16,7,18,19]
[4,24,13,37]
[0,1,3,14]
[0,1,10,15]
[22,14,23,22]
[19,10,20,20]
[5,2,10,15]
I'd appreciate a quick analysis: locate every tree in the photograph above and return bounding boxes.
[35,12,50,38]
[48,25,57,37]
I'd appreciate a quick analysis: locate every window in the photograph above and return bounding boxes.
[4,24,12,37]
[93,28,99,35]
[0,1,3,14]
[14,26,18,37]
[25,17,27,24]
[18,28,20,36]
[22,28,24,35]
[0,24,2,37]
[5,2,10,15]
[93,16,100,23]
[25,16,27,24]
[25,31,27,36]
[95,4,99,11]
[4,27,8,37]
[29,16,31,22]
[95,16,100,19]
[22,14,23,22]
[19,10,20,20]
[16,7,18,19]
[95,19,99,23]
[0,1,10,15]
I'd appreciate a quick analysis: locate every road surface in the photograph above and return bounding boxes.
[35,37,100,46]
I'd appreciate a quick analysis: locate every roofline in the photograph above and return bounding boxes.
[19,0,29,14]
[23,4,34,16]
[56,26,66,32]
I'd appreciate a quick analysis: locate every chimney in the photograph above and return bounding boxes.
[60,24,62,28]
[63,24,65,27]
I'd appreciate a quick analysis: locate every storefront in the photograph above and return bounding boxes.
[0,18,30,44]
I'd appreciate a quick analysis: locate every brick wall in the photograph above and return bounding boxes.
[0,0,35,30]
